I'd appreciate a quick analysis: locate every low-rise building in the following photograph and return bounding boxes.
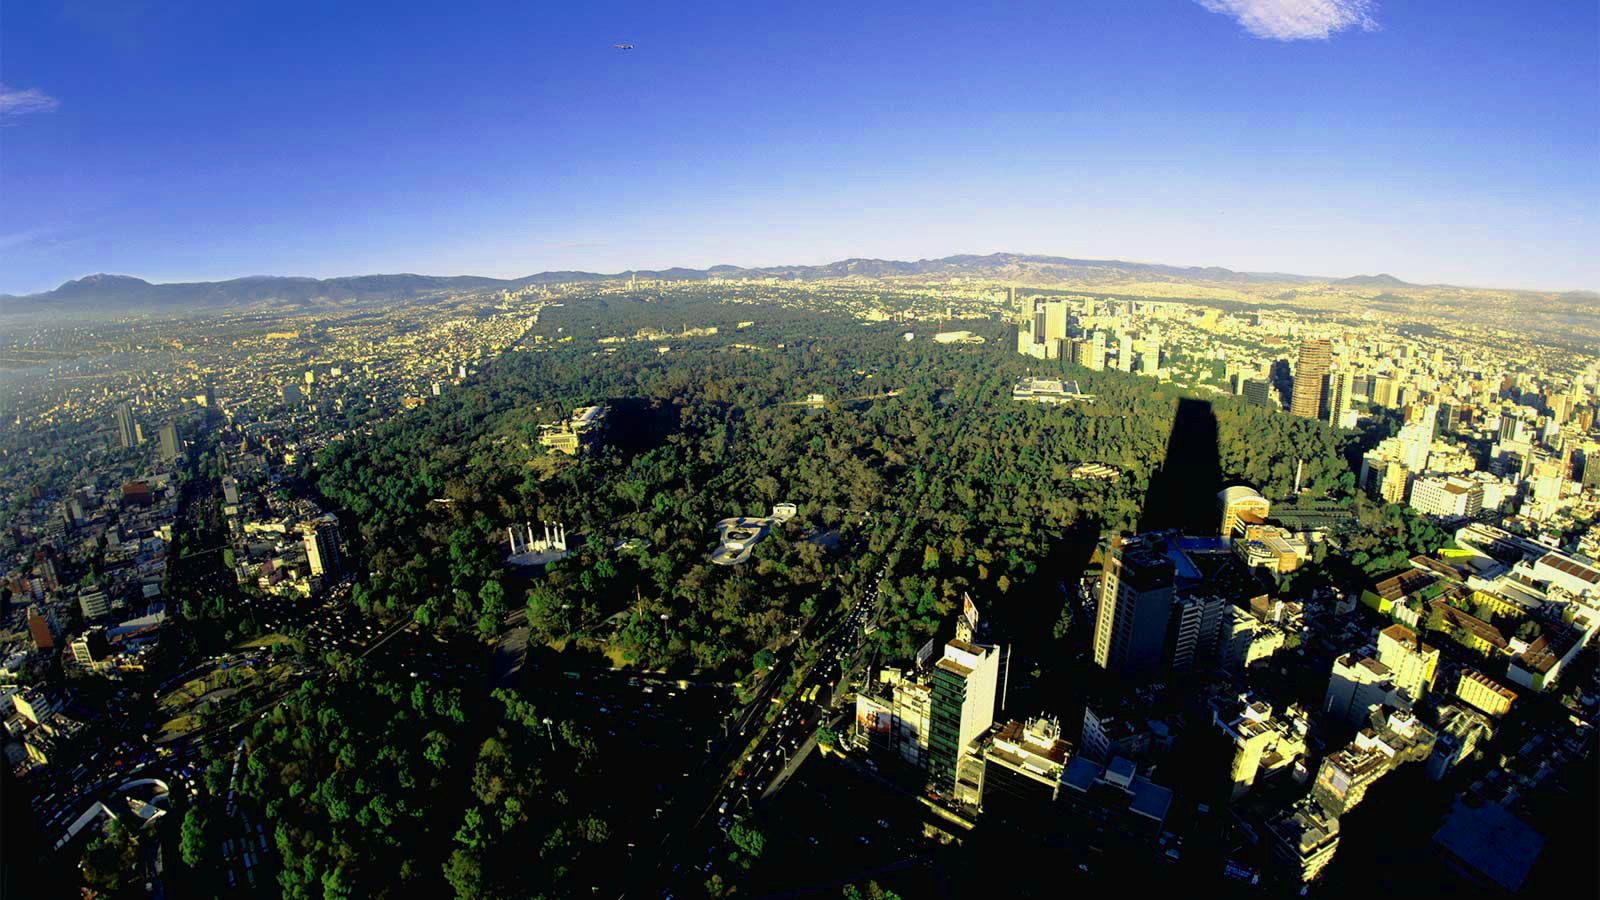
[1455,669,1516,717]
[1427,702,1495,780]
[1058,755,1174,840]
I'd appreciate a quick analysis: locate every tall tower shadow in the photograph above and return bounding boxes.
[1138,397,1222,534]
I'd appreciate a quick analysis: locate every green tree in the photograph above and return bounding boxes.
[179,805,210,866]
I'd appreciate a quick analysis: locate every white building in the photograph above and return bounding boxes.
[1409,474,1484,519]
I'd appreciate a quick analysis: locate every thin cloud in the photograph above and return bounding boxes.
[1196,0,1378,41]
[0,84,62,121]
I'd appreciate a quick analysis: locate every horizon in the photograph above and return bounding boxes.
[3,1,1597,296]
[8,247,1597,298]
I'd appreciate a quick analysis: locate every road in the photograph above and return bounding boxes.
[627,564,887,898]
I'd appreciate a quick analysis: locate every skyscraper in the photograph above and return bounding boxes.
[303,516,343,579]
[1290,338,1332,419]
[927,633,1001,796]
[1324,371,1351,428]
[157,421,182,463]
[113,402,139,449]
[1092,535,1175,676]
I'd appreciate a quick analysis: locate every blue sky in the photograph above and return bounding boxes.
[1,0,1596,294]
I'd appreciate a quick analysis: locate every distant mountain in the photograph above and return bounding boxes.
[0,252,1429,317]
[1333,273,1413,288]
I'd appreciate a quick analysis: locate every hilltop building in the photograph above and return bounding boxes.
[540,404,607,455]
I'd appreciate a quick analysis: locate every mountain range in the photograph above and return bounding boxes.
[0,252,1427,316]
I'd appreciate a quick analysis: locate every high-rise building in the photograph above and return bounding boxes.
[927,633,1001,795]
[1324,371,1351,428]
[303,516,343,579]
[1376,624,1439,707]
[113,402,140,449]
[1042,301,1070,345]
[1323,653,1394,726]
[1167,593,1227,671]
[157,421,182,463]
[957,715,1071,812]
[26,607,55,650]
[1371,375,1396,408]
[1242,379,1277,409]
[1290,339,1332,419]
[1092,536,1175,676]
[71,628,110,665]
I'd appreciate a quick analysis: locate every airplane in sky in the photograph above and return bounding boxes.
[614,43,634,50]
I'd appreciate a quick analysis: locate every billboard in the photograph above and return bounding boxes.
[963,593,980,632]
[915,636,938,669]
[855,695,892,735]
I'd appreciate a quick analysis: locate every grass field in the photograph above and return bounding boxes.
[154,660,295,740]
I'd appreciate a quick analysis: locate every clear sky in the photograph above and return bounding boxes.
[1,0,1596,294]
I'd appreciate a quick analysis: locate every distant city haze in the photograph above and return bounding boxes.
[1,1,1596,293]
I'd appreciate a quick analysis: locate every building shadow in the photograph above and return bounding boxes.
[1138,397,1222,534]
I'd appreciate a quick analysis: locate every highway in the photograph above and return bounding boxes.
[627,564,886,898]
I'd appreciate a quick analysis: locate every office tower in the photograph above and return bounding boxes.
[1437,402,1458,435]
[962,716,1070,812]
[1242,379,1276,409]
[113,402,139,449]
[1118,333,1134,372]
[1324,371,1350,427]
[1042,301,1070,345]
[1092,535,1175,676]
[202,382,217,408]
[1350,374,1371,400]
[1371,375,1396,408]
[927,635,1001,795]
[157,421,182,463]
[1376,624,1438,707]
[303,516,343,578]
[1290,339,1332,419]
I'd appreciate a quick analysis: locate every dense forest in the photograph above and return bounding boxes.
[316,295,1362,669]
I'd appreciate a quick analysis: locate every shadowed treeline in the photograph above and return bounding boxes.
[1138,397,1223,535]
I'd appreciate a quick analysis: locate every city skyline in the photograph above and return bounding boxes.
[3,1,1597,295]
